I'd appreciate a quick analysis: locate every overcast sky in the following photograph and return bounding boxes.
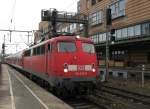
[0,0,78,54]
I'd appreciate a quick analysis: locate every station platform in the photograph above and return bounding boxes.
[0,64,73,109]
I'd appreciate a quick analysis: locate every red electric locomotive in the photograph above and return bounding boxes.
[5,35,98,95]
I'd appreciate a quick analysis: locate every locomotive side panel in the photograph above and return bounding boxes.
[23,44,47,74]
[47,42,55,76]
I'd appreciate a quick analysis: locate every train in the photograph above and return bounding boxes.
[5,35,98,96]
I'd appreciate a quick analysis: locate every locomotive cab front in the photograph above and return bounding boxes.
[51,36,98,94]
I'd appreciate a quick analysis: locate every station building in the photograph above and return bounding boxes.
[77,0,150,68]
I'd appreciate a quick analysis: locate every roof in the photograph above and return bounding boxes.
[27,35,93,50]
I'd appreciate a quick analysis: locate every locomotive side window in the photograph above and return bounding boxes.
[37,47,40,55]
[41,45,45,54]
[24,50,31,56]
[82,43,95,53]
[32,45,45,56]
[48,44,51,52]
[33,48,36,55]
[58,42,76,52]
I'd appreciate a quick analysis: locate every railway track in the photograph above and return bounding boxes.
[87,90,144,109]
[64,91,142,109]
[87,94,124,109]
[100,85,150,106]
[63,96,104,109]
[65,91,149,109]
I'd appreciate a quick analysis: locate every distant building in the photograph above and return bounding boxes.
[33,21,53,44]
[78,0,150,67]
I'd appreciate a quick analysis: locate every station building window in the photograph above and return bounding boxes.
[116,29,122,40]
[97,52,103,60]
[109,72,113,76]
[91,0,96,5]
[111,50,125,61]
[141,23,150,35]
[119,0,126,16]
[96,35,99,44]
[92,35,96,43]
[98,34,102,43]
[70,23,77,33]
[96,34,99,43]
[79,24,83,30]
[103,33,106,42]
[134,25,141,36]
[127,26,134,37]
[89,11,102,26]
[110,0,126,19]
[94,35,97,43]
[122,28,128,38]
[91,32,107,43]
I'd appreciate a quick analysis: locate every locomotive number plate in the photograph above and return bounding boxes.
[77,65,85,71]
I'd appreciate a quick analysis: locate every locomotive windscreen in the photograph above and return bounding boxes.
[58,42,76,52]
[82,43,95,53]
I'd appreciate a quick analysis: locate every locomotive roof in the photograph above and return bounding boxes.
[26,35,93,50]
[54,35,92,42]
[5,36,93,58]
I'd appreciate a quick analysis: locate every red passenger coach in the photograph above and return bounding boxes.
[5,51,23,66]
[6,35,98,95]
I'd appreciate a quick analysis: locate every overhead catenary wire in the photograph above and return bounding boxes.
[20,34,31,47]
[10,0,17,29]
[8,0,17,42]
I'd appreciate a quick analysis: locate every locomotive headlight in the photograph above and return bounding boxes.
[92,63,95,72]
[76,35,80,39]
[92,68,96,72]
[64,63,68,73]
[64,68,68,73]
